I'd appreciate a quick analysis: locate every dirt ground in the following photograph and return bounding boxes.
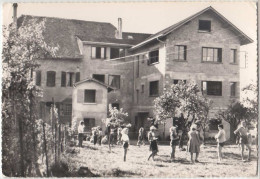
[66,141,258,177]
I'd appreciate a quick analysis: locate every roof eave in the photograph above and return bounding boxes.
[82,41,133,47]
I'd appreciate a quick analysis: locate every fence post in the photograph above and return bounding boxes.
[42,122,49,177]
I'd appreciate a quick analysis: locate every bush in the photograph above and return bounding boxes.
[50,161,69,177]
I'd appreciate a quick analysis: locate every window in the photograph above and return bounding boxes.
[84,118,95,131]
[93,74,105,83]
[61,72,66,87]
[202,47,222,62]
[136,56,139,78]
[46,71,56,87]
[174,45,187,60]
[84,90,96,103]
[202,81,222,96]
[36,71,41,86]
[230,82,236,97]
[199,20,211,32]
[63,104,72,116]
[61,72,79,87]
[75,72,80,83]
[112,103,119,109]
[149,81,159,96]
[148,50,159,65]
[230,49,237,63]
[67,72,75,87]
[110,48,125,59]
[141,84,144,93]
[108,75,120,89]
[173,80,186,84]
[91,47,106,59]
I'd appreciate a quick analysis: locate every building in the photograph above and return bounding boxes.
[16,6,253,139]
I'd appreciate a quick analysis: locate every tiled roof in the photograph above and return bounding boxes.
[17,15,151,58]
[74,78,115,92]
[77,32,151,45]
[17,15,117,58]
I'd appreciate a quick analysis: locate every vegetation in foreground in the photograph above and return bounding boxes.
[62,142,258,177]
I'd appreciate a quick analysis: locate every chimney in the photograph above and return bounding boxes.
[13,3,18,28]
[118,18,122,39]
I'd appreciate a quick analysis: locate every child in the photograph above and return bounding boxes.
[187,125,200,163]
[215,124,226,162]
[97,126,102,145]
[91,127,98,145]
[137,127,145,146]
[121,127,130,162]
[78,121,85,147]
[170,126,179,161]
[234,121,251,161]
[117,126,122,145]
[148,126,158,161]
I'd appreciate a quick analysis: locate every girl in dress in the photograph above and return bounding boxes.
[121,127,130,162]
[170,126,179,161]
[187,125,200,163]
[148,126,158,161]
[137,127,145,146]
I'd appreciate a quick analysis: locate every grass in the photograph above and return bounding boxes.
[65,141,258,177]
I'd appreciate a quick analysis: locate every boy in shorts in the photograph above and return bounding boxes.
[215,124,226,162]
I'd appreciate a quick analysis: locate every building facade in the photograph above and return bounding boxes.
[17,6,252,139]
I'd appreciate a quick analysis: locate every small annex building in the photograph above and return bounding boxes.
[72,78,114,132]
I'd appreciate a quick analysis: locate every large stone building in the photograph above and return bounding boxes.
[17,6,252,139]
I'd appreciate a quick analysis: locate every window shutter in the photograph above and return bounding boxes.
[36,71,41,86]
[184,46,187,60]
[76,72,80,83]
[218,49,222,62]
[96,89,103,104]
[77,89,84,103]
[61,72,66,87]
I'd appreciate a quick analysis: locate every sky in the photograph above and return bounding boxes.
[2,1,258,100]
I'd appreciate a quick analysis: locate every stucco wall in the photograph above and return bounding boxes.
[72,81,108,131]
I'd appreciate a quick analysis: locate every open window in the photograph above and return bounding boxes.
[93,74,105,83]
[84,118,95,131]
[84,90,96,103]
[148,50,159,65]
[149,80,159,96]
[36,71,41,86]
[202,47,222,62]
[110,48,125,59]
[199,20,211,32]
[108,75,120,89]
[91,47,106,59]
[202,81,222,96]
[230,49,237,64]
[46,71,56,87]
[230,82,236,97]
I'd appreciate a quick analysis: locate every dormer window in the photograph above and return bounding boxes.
[199,20,211,32]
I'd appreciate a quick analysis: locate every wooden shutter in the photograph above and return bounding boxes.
[96,89,103,104]
[218,48,222,62]
[77,89,84,103]
[36,71,41,86]
[75,72,80,83]
[61,72,66,87]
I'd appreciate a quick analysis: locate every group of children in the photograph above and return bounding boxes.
[78,120,252,163]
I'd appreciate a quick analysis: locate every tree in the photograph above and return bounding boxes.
[103,105,128,149]
[216,100,249,142]
[242,84,258,121]
[2,19,57,177]
[154,81,212,142]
